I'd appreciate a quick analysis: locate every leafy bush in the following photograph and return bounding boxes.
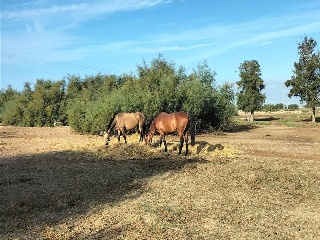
[0,57,236,133]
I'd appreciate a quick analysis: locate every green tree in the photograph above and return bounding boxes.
[180,61,216,117]
[66,74,83,99]
[275,103,285,110]
[20,82,34,126]
[113,74,143,113]
[66,97,89,132]
[179,61,236,132]
[0,85,20,123]
[285,36,320,122]
[263,104,275,112]
[66,73,124,134]
[236,60,266,121]
[136,55,183,120]
[213,83,236,130]
[28,79,66,126]
[288,104,299,110]
[0,97,23,125]
[101,74,118,93]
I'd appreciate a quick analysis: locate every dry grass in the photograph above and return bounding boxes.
[1,123,320,239]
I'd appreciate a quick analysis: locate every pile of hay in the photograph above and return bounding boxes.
[95,133,241,160]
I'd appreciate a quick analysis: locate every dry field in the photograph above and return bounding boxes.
[1,112,320,239]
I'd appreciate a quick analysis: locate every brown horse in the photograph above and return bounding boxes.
[105,112,146,145]
[145,111,190,155]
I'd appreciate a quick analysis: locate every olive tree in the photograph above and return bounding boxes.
[236,60,266,121]
[285,36,320,122]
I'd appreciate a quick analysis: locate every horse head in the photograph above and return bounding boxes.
[104,131,111,145]
[144,133,153,146]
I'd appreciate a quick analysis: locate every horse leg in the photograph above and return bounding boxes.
[163,135,168,152]
[178,134,184,155]
[138,129,142,142]
[159,133,163,147]
[121,128,127,143]
[159,134,167,152]
[117,130,121,142]
[184,131,189,155]
[138,123,143,142]
[159,132,167,152]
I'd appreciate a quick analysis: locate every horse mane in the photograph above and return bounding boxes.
[106,113,117,132]
[147,120,156,135]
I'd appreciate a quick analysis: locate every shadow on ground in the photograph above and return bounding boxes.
[254,116,280,121]
[301,116,320,122]
[227,123,258,133]
[0,147,207,238]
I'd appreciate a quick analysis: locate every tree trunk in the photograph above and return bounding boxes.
[250,110,254,121]
[312,107,316,123]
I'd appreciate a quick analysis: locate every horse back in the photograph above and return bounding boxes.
[120,112,144,130]
[173,112,189,131]
[155,112,188,133]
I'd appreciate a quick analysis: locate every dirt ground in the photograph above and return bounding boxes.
[1,115,320,239]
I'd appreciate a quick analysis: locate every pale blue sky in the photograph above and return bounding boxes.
[1,0,320,105]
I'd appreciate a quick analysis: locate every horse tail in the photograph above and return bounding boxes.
[188,114,196,145]
[141,120,146,136]
[136,112,144,134]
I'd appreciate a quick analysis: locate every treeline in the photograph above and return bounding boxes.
[262,103,299,112]
[0,56,236,134]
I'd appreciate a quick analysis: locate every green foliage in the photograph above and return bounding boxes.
[30,79,66,126]
[0,86,19,123]
[262,103,301,112]
[275,103,285,110]
[178,61,237,131]
[0,56,236,133]
[263,103,276,112]
[137,55,184,120]
[262,103,286,112]
[0,79,66,127]
[213,83,237,130]
[180,61,216,116]
[236,60,266,120]
[0,97,23,125]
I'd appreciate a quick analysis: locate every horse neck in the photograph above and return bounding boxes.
[107,116,117,133]
[148,121,156,135]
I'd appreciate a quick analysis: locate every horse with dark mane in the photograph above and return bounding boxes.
[105,112,146,145]
[145,111,193,155]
